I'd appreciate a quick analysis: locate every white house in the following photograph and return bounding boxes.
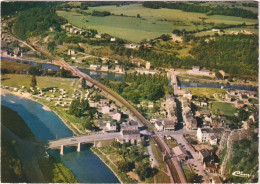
[155,122,164,131]
[101,106,110,114]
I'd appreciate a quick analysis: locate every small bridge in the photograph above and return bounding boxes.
[46,132,120,155]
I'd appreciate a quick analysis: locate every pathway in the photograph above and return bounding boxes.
[147,145,159,168]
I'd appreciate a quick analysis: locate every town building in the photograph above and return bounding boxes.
[225,94,232,102]
[165,95,178,123]
[90,64,101,71]
[114,65,124,73]
[199,149,212,163]
[146,62,151,70]
[101,106,110,114]
[120,129,141,144]
[110,37,116,42]
[183,90,192,100]
[121,120,139,130]
[171,34,183,42]
[101,65,109,72]
[235,100,244,108]
[162,119,175,131]
[197,128,224,145]
[155,122,164,131]
[187,66,212,76]
[103,121,117,132]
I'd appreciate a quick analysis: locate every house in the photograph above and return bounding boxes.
[155,122,164,131]
[121,120,139,130]
[235,100,244,108]
[187,66,211,76]
[219,70,226,79]
[212,29,221,33]
[225,94,232,102]
[241,30,253,35]
[114,65,124,73]
[185,113,197,130]
[90,64,101,71]
[120,129,141,144]
[110,37,116,42]
[101,106,110,114]
[95,34,102,38]
[162,119,175,131]
[239,94,249,103]
[146,62,151,70]
[136,69,157,75]
[70,27,75,33]
[199,149,212,163]
[124,43,139,49]
[202,121,211,128]
[183,90,192,100]
[173,146,189,162]
[68,49,75,55]
[104,121,117,132]
[196,110,211,117]
[197,128,224,145]
[165,95,178,122]
[111,112,121,121]
[171,34,183,42]
[101,65,109,72]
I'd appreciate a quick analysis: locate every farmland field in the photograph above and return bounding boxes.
[57,4,257,42]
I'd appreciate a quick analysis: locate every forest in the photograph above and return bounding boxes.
[142,2,258,19]
[99,73,170,104]
[13,7,67,40]
[110,33,258,79]
[190,34,258,79]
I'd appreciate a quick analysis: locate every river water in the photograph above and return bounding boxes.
[2,56,257,91]
[1,94,119,183]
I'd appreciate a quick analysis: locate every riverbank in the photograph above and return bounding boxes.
[1,88,79,135]
[91,147,130,183]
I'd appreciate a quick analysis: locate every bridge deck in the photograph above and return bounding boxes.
[47,132,120,149]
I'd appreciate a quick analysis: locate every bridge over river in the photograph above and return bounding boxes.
[46,132,120,155]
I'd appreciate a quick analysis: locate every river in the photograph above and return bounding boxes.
[1,94,119,183]
[2,56,257,91]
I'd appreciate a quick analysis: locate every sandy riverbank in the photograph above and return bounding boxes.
[1,88,78,135]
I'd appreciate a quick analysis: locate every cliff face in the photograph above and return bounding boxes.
[217,128,258,183]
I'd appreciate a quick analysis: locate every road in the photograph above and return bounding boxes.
[47,132,121,149]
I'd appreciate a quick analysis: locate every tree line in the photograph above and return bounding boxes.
[13,7,67,40]
[142,2,258,19]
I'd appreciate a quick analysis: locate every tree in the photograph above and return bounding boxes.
[215,71,223,80]
[81,78,86,89]
[135,162,153,181]
[47,41,56,52]
[30,75,37,88]
[137,13,141,18]
[117,160,133,172]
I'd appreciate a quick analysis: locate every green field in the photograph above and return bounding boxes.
[211,102,237,116]
[57,4,257,42]
[187,88,226,98]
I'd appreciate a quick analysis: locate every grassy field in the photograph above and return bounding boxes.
[1,60,31,73]
[57,4,257,42]
[187,87,226,98]
[211,102,237,116]
[1,74,80,96]
[1,105,34,138]
[38,156,78,183]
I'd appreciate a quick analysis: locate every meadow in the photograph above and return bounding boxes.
[211,102,237,116]
[57,4,258,42]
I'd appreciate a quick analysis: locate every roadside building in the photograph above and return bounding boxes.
[187,66,212,76]
[121,120,139,130]
[197,127,224,145]
[239,94,249,103]
[104,121,117,132]
[120,129,141,144]
[101,65,109,72]
[162,119,175,131]
[199,149,212,163]
[90,64,101,71]
[183,90,192,100]
[155,122,164,131]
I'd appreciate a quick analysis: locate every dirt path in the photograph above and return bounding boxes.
[2,125,46,182]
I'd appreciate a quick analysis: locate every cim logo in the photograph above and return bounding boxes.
[232,171,250,178]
